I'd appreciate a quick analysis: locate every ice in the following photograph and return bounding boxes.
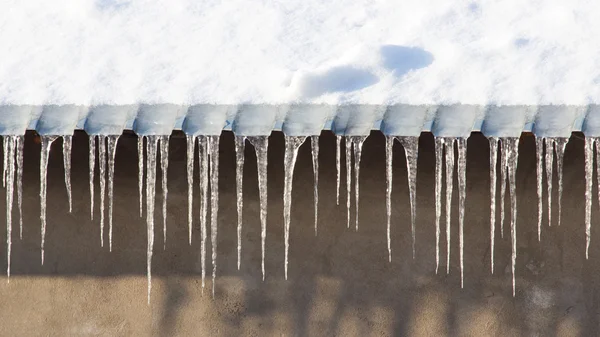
[15,136,23,239]
[350,136,368,230]
[2,137,6,188]
[283,136,307,280]
[585,137,594,259]
[89,135,96,220]
[208,135,220,296]
[336,135,341,206]
[98,135,107,248]
[160,135,169,250]
[500,139,508,238]
[545,138,555,227]
[62,135,72,213]
[107,135,119,252]
[235,136,246,269]
[596,139,600,258]
[434,137,444,273]
[144,135,159,303]
[397,136,418,258]
[199,136,208,291]
[345,137,352,228]
[444,137,455,274]
[505,137,519,297]
[311,135,319,235]
[554,137,568,227]
[385,136,393,262]
[186,135,195,245]
[457,138,467,288]
[247,136,269,280]
[138,136,144,217]
[535,137,543,241]
[40,136,57,265]
[5,136,15,278]
[488,137,498,273]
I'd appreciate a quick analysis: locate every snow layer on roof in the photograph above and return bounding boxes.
[1,0,599,106]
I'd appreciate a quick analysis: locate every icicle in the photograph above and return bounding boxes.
[5,136,15,278]
[500,139,508,238]
[585,137,594,259]
[345,137,351,228]
[311,135,319,235]
[505,137,519,296]
[535,137,543,241]
[89,135,96,220]
[444,138,455,274]
[198,136,209,291]
[247,136,269,280]
[62,135,72,213]
[2,136,7,188]
[138,136,144,217]
[98,135,107,248]
[208,135,220,297]
[107,135,119,252]
[351,136,368,231]
[545,138,555,227]
[397,136,418,258]
[16,136,23,239]
[186,135,195,245]
[434,137,444,274]
[554,137,568,227]
[457,138,467,288]
[40,136,57,265]
[144,136,159,303]
[385,136,393,262]
[336,135,341,206]
[488,137,498,273]
[283,136,307,280]
[160,135,169,250]
[235,136,246,270]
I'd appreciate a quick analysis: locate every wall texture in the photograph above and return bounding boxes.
[0,131,596,336]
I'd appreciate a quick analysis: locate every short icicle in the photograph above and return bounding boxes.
[505,137,520,297]
[247,136,269,280]
[444,138,455,274]
[385,136,394,262]
[138,136,144,217]
[89,135,96,220]
[397,136,418,258]
[235,136,246,270]
[434,137,444,273]
[186,135,195,245]
[62,135,73,213]
[311,135,319,235]
[585,137,594,259]
[345,137,352,228]
[160,135,169,250]
[500,139,508,238]
[488,137,498,273]
[545,138,555,227]
[40,136,58,265]
[535,137,543,241]
[198,136,209,291]
[15,136,23,239]
[208,135,220,297]
[457,138,467,288]
[283,136,307,280]
[336,135,341,206]
[145,136,159,304]
[98,136,107,248]
[5,136,15,278]
[554,137,568,227]
[107,135,119,252]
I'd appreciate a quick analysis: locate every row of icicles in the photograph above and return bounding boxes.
[0,133,592,302]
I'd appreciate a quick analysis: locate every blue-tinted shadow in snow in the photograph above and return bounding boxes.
[298,66,379,98]
[380,45,434,77]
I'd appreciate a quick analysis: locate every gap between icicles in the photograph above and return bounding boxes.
[0,132,590,301]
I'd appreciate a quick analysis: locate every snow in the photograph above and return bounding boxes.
[1,0,599,106]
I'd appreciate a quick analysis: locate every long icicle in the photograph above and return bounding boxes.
[98,135,107,248]
[488,137,498,273]
[457,138,467,288]
[145,136,159,304]
[434,137,444,273]
[199,136,208,291]
[397,136,418,259]
[247,136,269,280]
[336,135,341,206]
[283,136,307,280]
[506,137,519,297]
[385,136,393,262]
[554,137,568,227]
[500,139,508,238]
[545,138,555,227]
[89,135,96,220]
[208,135,220,297]
[351,136,368,231]
[311,135,319,235]
[585,137,594,259]
[138,136,144,217]
[40,136,57,265]
[444,138,455,274]
[595,138,600,259]
[186,135,195,245]
[535,137,543,241]
[345,137,352,228]
[107,135,119,252]
[160,135,169,250]
[235,136,246,270]
[5,136,15,278]
[62,135,72,213]
[16,135,23,239]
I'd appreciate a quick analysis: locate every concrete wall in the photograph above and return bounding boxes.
[0,131,596,336]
